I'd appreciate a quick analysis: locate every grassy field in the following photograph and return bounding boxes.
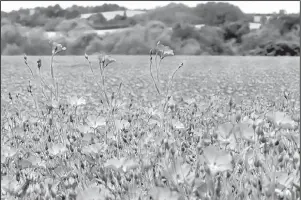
[1,56,299,103]
[1,54,300,200]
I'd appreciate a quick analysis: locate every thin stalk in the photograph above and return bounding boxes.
[24,62,34,78]
[86,59,110,108]
[149,55,161,95]
[163,63,183,113]
[99,62,111,108]
[155,52,160,83]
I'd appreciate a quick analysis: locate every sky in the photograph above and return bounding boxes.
[1,1,300,14]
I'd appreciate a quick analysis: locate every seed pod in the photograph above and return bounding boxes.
[37,59,42,71]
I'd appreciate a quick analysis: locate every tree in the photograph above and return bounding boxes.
[65,10,80,19]
[260,16,267,24]
[88,13,107,25]
[279,9,287,16]
[223,20,250,43]
[194,2,246,25]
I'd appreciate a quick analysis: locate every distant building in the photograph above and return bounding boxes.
[253,15,273,23]
[249,22,261,30]
[253,15,262,23]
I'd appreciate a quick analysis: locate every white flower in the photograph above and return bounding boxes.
[68,96,86,107]
[98,54,116,68]
[50,41,66,55]
[155,42,174,59]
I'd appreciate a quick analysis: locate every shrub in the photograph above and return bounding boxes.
[144,21,168,47]
[23,28,51,55]
[222,20,250,43]
[194,2,246,25]
[111,26,149,54]
[44,18,63,31]
[180,38,202,55]
[1,24,26,47]
[2,43,23,55]
[67,33,100,55]
[172,23,201,41]
[85,37,105,54]
[198,25,231,55]
[88,13,107,25]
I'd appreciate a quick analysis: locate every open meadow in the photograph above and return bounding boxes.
[1,53,300,199]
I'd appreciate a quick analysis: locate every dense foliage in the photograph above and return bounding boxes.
[1,2,300,56]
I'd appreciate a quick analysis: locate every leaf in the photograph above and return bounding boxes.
[183,98,196,105]
[1,145,18,159]
[122,158,139,172]
[48,143,68,156]
[202,146,233,176]
[162,159,192,185]
[171,119,185,130]
[104,158,126,171]
[216,122,233,139]
[87,115,106,129]
[77,124,93,134]
[28,154,46,169]
[238,122,255,142]
[148,186,183,200]
[127,183,143,200]
[76,184,113,200]
[104,157,139,173]
[18,158,33,169]
[275,172,294,189]
[144,107,155,115]
[82,143,108,155]
[266,111,296,129]
[1,176,20,194]
[115,119,130,131]
[68,96,86,106]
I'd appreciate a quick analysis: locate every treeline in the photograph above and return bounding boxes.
[1,2,300,56]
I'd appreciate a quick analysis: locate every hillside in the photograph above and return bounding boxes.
[1,2,300,56]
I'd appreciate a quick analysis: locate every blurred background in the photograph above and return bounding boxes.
[1,1,300,56]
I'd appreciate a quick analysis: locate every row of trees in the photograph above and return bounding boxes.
[2,15,299,56]
[2,2,251,29]
[1,3,127,27]
[1,2,300,56]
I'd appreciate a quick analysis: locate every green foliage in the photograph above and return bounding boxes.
[54,19,93,33]
[132,3,202,26]
[43,18,63,31]
[88,13,107,26]
[64,9,81,19]
[67,33,100,55]
[223,20,250,43]
[172,23,201,41]
[2,43,23,55]
[110,26,150,55]
[1,2,299,56]
[194,2,246,25]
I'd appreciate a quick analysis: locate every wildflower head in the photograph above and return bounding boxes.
[98,53,116,68]
[155,41,174,60]
[24,54,27,64]
[201,146,233,176]
[50,41,66,55]
[37,59,41,71]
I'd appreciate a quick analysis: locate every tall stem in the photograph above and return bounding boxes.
[149,56,161,95]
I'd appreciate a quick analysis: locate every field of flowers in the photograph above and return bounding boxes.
[1,42,300,200]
